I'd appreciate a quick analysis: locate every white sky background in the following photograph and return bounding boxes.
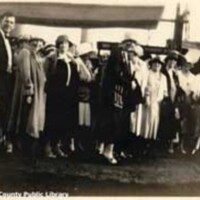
[3,0,200,47]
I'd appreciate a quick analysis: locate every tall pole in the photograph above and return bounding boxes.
[173,3,184,51]
[173,3,189,51]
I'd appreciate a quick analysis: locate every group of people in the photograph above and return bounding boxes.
[0,11,200,165]
[95,40,200,164]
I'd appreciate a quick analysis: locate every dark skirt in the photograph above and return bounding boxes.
[94,105,130,144]
[113,107,130,142]
[180,103,195,139]
[94,107,114,143]
[157,98,178,140]
[45,92,78,136]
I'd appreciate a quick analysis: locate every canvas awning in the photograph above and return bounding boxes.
[0,2,164,29]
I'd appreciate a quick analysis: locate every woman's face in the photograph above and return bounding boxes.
[152,62,162,72]
[58,41,69,54]
[128,51,138,62]
[30,40,44,52]
[167,59,177,69]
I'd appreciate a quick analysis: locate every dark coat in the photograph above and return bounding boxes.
[0,30,13,132]
[98,46,142,142]
[158,69,182,140]
[103,46,142,110]
[0,31,8,73]
[45,58,79,135]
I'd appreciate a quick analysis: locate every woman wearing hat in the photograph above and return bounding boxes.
[120,43,145,157]
[124,43,142,116]
[128,44,150,156]
[73,42,96,152]
[7,36,46,161]
[96,44,131,164]
[157,51,181,154]
[6,35,31,153]
[139,57,167,152]
[99,42,143,162]
[175,58,196,154]
[44,35,79,158]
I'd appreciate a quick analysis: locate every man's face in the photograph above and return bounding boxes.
[1,16,15,35]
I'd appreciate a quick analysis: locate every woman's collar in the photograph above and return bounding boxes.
[57,53,71,63]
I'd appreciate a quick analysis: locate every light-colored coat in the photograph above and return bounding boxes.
[7,48,46,139]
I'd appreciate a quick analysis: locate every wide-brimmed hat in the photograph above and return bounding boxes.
[179,55,194,69]
[29,37,46,45]
[121,32,138,44]
[78,42,94,56]
[149,56,164,67]
[18,34,31,43]
[55,35,73,48]
[165,50,180,63]
[135,45,144,57]
[39,44,56,56]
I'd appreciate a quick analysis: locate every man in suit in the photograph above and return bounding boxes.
[0,12,16,152]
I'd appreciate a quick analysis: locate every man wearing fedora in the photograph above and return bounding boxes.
[0,12,16,151]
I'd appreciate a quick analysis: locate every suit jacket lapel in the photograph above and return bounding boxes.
[0,30,8,71]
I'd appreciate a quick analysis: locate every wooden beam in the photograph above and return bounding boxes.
[0,2,164,29]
